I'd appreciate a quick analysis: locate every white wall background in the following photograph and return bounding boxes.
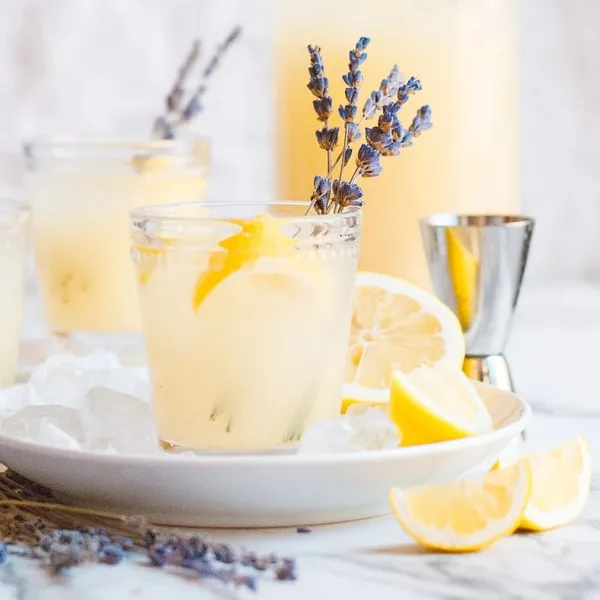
[1,0,599,285]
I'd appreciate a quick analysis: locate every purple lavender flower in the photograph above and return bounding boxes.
[356,144,382,176]
[338,104,357,122]
[306,38,432,214]
[334,180,364,207]
[347,122,361,142]
[397,76,422,106]
[152,27,241,139]
[410,105,433,136]
[365,127,401,156]
[316,127,339,150]
[377,103,401,133]
[313,97,333,121]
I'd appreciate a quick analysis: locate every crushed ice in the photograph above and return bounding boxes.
[298,404,401,453]
[0,352,401,455]
[0,352,160,454]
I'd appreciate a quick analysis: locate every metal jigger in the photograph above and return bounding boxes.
[419,214,535,392]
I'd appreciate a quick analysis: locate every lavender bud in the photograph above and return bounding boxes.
[380,65,402,99]
[335,181,364,207]
[361,161,383,177]
[400,131,414,147]
[343,147,353,166]
[313,97,333,121]
[0,543,6,565]
[410,105,433,136]
[313,175,331,196]
[182,97,202,121]
[356,144,380,168]
[315,126,339,150]
[338,104,357,123]
[152,117,174,140]
[362,97,377,119]
[307,76,329,99]
[97,544,124,565]
[345,87,359,104]
[347,122,361,142]
[365,127,401,156]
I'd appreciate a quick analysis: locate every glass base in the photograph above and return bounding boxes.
[159,438,298,456]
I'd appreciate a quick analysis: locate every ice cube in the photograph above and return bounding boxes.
[80,386,158,454]
[0,384,28,419]
[26,352,150,409]
[26,352,122,408]
[298,408,400,453]
[0,405,84,450]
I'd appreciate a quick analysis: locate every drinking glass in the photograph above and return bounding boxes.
[23,139,210,337]
[0,200,30,387]
[130,201,361,451]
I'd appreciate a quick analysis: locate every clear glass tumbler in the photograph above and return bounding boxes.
[23,139,210,336]
[130,201,361,452]
[0,200,30,387]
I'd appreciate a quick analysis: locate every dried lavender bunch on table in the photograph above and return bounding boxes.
[306,37,433,215]
[153,26,241,140]
[0,471,296,592]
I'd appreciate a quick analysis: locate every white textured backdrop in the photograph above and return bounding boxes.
[1,0,599,284]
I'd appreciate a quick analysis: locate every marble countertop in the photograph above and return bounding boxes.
[2,285,600,600]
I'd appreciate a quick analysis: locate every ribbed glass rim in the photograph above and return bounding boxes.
[130,200,361,226]
[421,214,534,228]
[23,136,210,160]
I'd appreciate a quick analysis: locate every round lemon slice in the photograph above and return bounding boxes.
[389,462,531,552]
[343,272,464,413]
[389,363,493,446]
[520,436,591,532]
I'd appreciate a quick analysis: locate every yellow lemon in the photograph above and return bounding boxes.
[192,215,295,311]
[389,462,531,552]
[389,363,492,446]
[520,436,591,532]
[342,272,465,413]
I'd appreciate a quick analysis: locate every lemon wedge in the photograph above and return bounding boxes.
[390,462,531,552]
[520,436,591,532]
[389,363,493,446]
[342,272,465,413]
[192,215,295,311]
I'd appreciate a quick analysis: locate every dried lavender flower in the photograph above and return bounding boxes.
[153,27,241,139]
[316,127,339,151]
[0,543,7,564]
[334,181,364,207]
[410,104,433,136]
[397,76,422,106]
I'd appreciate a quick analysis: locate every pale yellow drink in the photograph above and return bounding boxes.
[131,202,361,451]
[272,0,518,290]
[24,140,209,333]
[0,201,30,387]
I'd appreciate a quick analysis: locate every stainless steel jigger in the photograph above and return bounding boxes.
[419,214,535,392]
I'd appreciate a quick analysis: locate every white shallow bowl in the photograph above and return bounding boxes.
[0,382,530,527]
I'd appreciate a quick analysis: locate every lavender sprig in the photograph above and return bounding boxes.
[333,37,370,212]
[306,45,337,214]
[306,38,433,215]
[153,27,241,140]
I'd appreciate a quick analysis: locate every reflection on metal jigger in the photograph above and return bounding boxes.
[419,214,535,394]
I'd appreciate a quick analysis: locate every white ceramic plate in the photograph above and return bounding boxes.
[0,382,530,527]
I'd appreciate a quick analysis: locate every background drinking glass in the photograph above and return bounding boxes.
[130,201,361,452]
[23,138,209,336]
[0,200,30,387]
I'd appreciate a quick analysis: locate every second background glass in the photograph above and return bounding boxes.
[23,138,210,354]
